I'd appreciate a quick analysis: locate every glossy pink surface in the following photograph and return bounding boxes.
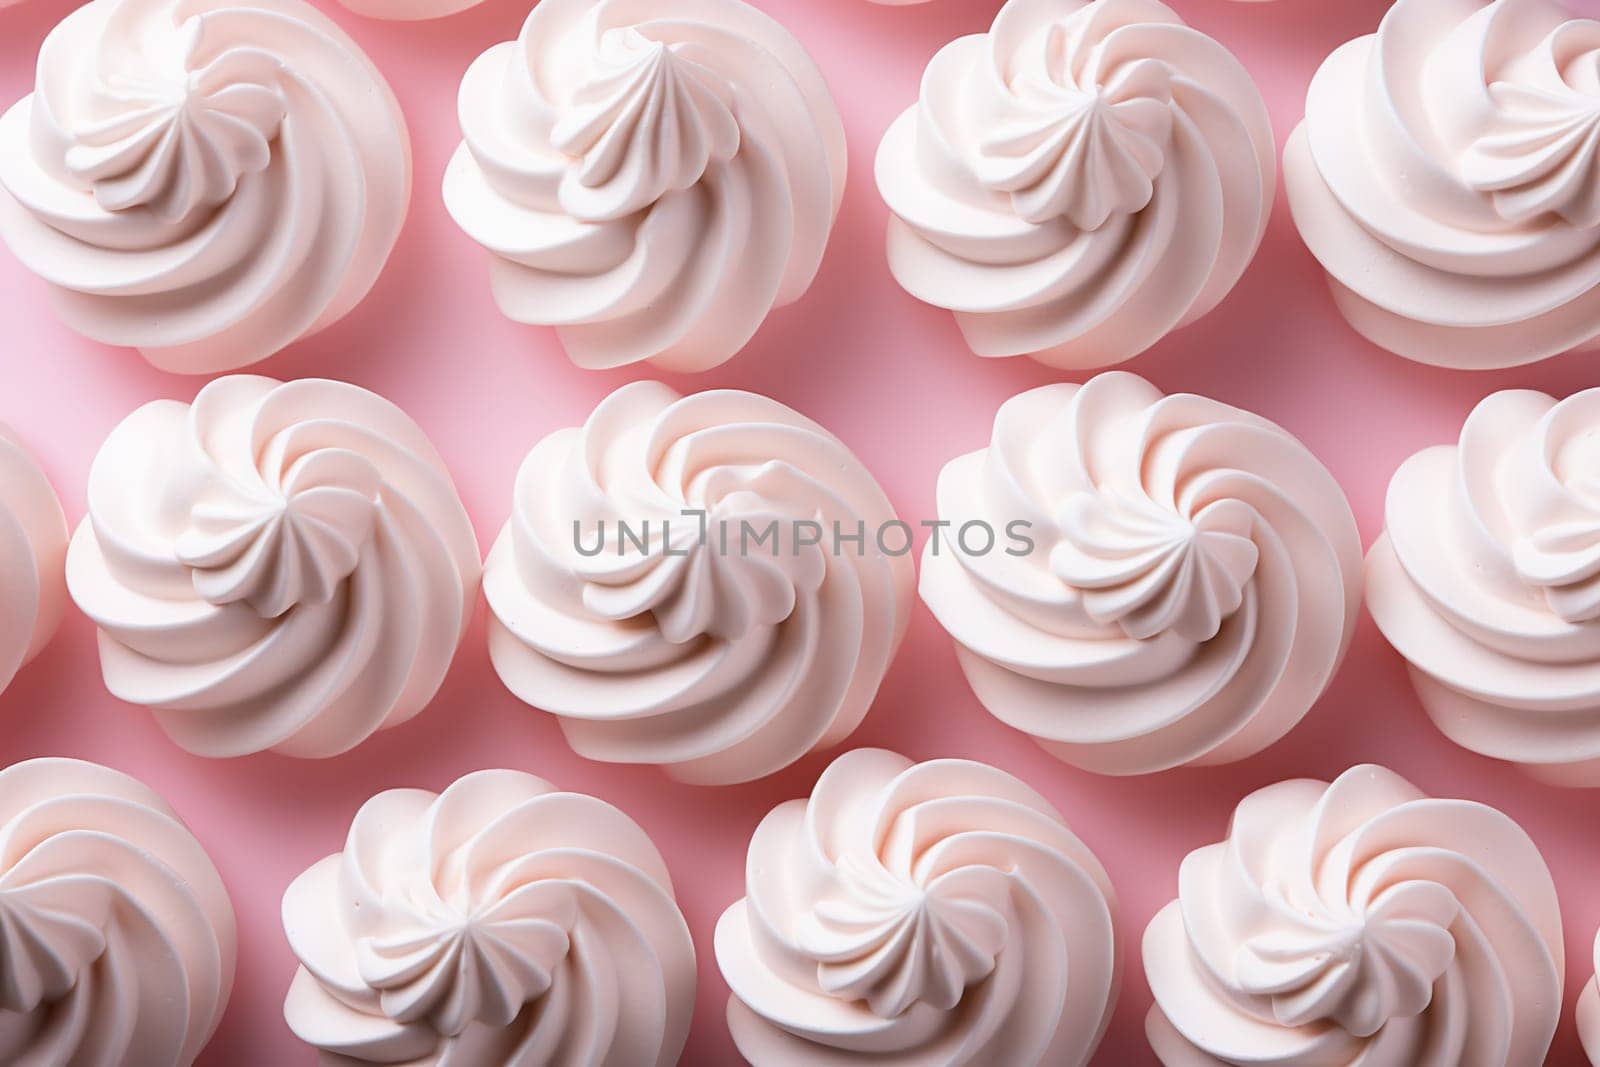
[2,0,1598,1063]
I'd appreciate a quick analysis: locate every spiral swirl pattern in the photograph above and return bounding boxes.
[1144,764,1565,1066]
[714,748,1119,1066]
[0,426,67,697]
[65,375,481,759]
[484,381,913,784]
[921,373,1361,775]
[0,0,410,374]
[874,0,1274,369]
[1367,387,1600,785]
[1286,0,1600,368]
[282,769,696,1066]
[0,758,236,1066]
[444,0,845,373]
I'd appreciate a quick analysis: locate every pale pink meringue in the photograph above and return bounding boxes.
[332,0,480,21]
[283,768,695,1066]
[921,372,1362,775]
[0,0,410,374]
[0,757,236,1066]
[1580,940,1593,1062]
[1287,0,1600,368]
[66,376,481,758]
[484,381,913,785]
[0,425,67,697]
[715,748,1120,1066]
[1583,936,1600,1064]
[1366,387,1600,785]
[875,0,1274,369]
[444,0,846,373]
[1145,764,1565,1067]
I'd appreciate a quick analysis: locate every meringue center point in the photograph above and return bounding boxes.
[1051,489,1260,642]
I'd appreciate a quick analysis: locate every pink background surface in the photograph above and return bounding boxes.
[2,0,1599,1062]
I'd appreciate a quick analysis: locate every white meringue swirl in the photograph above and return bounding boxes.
[443,0,846,373]
[875,0,1274,369]
[714,748,1119,1066]
[0,426,67,698]
[0,757,236,1066]
[0,0,410,374]
[1286,0,1600,368]
[1144,764,1565,1067]
[484,381,914,785]
[282,768,695,1066]
[1366,387,1600,785]
[65,375,481,759]
[921,372,1362,775]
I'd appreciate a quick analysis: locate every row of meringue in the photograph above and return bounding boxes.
[6,369,1350,782]
[16,372,1600,786]
[9,750,1588,1065]
[6,0,1591,375]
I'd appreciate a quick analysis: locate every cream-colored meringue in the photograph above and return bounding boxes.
[0,757,236,1065]
[283,768,695,1066]
[715,748,1119,1066]
[1144,764,1564,1067]
[0,425,67,697]
[1366,387,1600,785]
[0,0,410,374]
[484,381,914,784]
[444,0,845,373]
[65,375,481,758]
[921,372,1361,775]
[875,0,1274,370]
[1287,0,1600,369]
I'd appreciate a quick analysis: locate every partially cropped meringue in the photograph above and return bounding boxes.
[0,426,67,697]
[1145,764,1565,1066]
[484,381,914,784]
[332,0,481,21]
[1366,387,1600,785]
[875,0,1274,370]
[1287,0,1600,368]
[1583,934,1600,1064]
[921,372,1362,775]
[0,0,410,374]
[283,768,695,1066]
[0,757,236,1066]
[444,0,846,373]
[66,376,481,758]
[716,748,1119,1066]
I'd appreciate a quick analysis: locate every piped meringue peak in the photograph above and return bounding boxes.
[0,0,410,374]
[1366,386,1600,786]
[0,426,67,697]
[282,769,696,1066]
[1144,764,1565,1067]
[444,0,846,373]
[875,0,1274,370]
[65,376,482,759]
[483,381,914,785]
[715,748,1120,1067]
[0,758,236,1066]
[1287,0,1600,369]
[920,372,1362,776]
